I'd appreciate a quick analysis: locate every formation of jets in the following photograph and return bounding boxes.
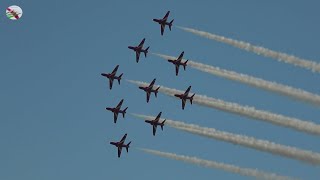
[102,11,195,158]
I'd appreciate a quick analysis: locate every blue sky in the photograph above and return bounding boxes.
[1,0,320,179]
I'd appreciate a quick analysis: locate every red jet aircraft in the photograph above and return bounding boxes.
[106,99,128,123]
[153,11,174,36]
[128,38,150,63]
[145,112,166,136]
[168,51,188,76]
[101,65,123,90]
[138,78,160,103]
[110,133,131,158]
[174,86,195,110]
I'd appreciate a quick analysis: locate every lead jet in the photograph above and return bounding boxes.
[167,51,188,76]
[128,38,150,63]
[110,133,131,158]
[174,86,195,110]
[145,112,166,136]
[101,65,123,90]
[106,99,128,123]
[138,78,160,103]
[153,11,174,36]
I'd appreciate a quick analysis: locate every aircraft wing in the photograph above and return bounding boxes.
[153,124,157,136]
[177,51,184,61]
[120,133,127,143]
[118,147,122,158]
[114,112,118,123]
[182,98,186,110]
[184,86,191,96]
[175,64,180,76]
[111,65,119,75]
[135,51,140,63]
[149,79,156,88]
[155,112,162,122]
[138,38,145,48]
[163,11,170,21]
[146,91,151,103]
[109,78,114,90]
[116,99,124,109]
[161,24,165,36]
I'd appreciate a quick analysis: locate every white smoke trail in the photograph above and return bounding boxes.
[153,53,320,106]
[127,80,320,135]
[133,114,320,165]
[177,26,320,73]
[139,148,297,180]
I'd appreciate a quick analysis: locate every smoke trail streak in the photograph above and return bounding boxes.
[177,26,320,73]
[153,53,320,106]
[127,80,320,135]
[133,114,320,165]
[139,148,297,180]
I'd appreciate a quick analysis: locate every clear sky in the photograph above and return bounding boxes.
[1,0,320,179]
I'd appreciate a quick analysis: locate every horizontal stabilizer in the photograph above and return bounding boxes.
[144,47,150,57]
[126,141,131,152]
[118,73,123,84]
[122,107,128,118]
[154,87,160,97]
[190,94,195,104]
[161,120,166,130]
[169,19,174,31]
[183,60,188,70]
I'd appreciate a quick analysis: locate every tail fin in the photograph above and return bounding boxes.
[154,87,160,97]
[144,47,150,57]
[118,73,123,84]
[122,107,128,118]
[183,60,188,70]
[169,19,174,31]
[190,94,195,104]
[161,120,166,130]
[126,141,131,152]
